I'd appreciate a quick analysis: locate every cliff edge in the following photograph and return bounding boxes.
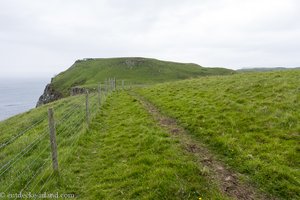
[36,83,63,107]
[36,57,235,107]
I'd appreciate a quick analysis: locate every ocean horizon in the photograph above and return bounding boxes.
[0,78,49,122]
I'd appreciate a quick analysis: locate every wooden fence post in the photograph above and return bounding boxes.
[85,90,90,126]
[48,108,59,172]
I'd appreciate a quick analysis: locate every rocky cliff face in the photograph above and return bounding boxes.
[70,87,86,96]
[36,83,63,107]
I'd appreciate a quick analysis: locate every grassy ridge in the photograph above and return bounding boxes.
[51,57,234,96]
[45,92,228,199]
[137,70,300,199]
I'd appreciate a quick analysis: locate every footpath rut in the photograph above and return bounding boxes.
[132,92,275,200]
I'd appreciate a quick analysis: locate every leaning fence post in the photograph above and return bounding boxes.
[85,90,90,126]
[48,108,59,172]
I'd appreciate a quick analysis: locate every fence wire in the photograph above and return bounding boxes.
[1,79,124,193]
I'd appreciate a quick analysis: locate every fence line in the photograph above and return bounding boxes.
[56,111,84,138]
[38,167,54,194]
[0,116,47,150]
[4,144,50,193]
[0,131,48,177]
[19,158,51,194]
[30,163,51,192]
[56,105,81,125]
[0,78,127,193]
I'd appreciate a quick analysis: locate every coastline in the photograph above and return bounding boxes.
[0,78,49,121]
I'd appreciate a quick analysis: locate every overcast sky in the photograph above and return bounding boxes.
[0,0,300,78]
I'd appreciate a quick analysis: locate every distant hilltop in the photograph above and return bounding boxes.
[237,67,300,72]
[36,57,235,106]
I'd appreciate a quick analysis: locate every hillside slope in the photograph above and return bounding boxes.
[2,68,299,199]
[0,93,99,195]
[37,57,234,106]
[137,69,300,199]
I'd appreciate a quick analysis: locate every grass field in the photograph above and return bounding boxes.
[20,92,229,199]
[137,70,300,199]
[1,67,299,199]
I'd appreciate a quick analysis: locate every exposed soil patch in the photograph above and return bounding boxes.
[132,93,275,200]
[186,143,199,153]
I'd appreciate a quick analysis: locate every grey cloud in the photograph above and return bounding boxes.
[0,0,300,78]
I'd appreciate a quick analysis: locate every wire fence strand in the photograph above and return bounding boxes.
[4,143,51,193]
[0,131,48,177]
[1,83,118,193]
[0,116,47,150]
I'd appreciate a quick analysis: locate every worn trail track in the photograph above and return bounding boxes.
[132,93,274,200]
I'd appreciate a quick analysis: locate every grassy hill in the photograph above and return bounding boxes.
[2,64,299,199]
[50,57,234,96]
[137,70,300,199]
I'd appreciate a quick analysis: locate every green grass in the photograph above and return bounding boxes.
[42,92,227,199]
[51,57,234,96]
[2,63,299,199]
[0,92,99,194]
[137,70,300,199]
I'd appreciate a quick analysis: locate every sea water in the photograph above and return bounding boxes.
[0,78,49,121]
